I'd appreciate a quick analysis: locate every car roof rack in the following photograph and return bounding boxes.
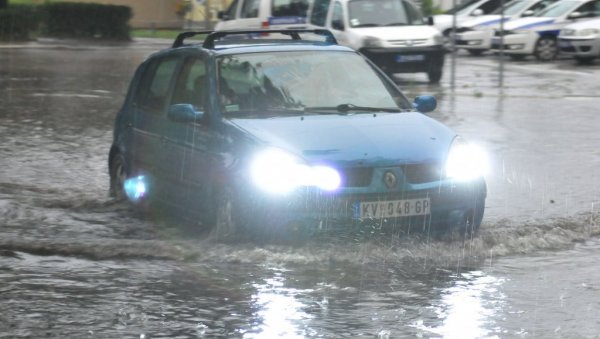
[172,29,338,49]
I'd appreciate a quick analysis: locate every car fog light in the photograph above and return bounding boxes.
[124,175,148,202]
[468,40,483,45]
[509,44,525,50]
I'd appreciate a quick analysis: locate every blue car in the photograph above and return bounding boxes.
[108,29,487,240]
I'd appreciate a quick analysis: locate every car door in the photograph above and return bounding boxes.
[218,0,263,29]
[163,55,217,215]
[130,55,180,201]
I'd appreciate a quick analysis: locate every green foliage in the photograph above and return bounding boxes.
[0,4,40,40]
[42,2,132,40]
[421,0,443,16]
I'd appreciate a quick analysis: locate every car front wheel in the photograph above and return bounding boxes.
[534,36,557,61]
[109,153,128,200]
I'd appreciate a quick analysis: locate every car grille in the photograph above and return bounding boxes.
[388,39,428,46]
[401,163,443,184]
[339,164,444,187]
[340,167,373,187]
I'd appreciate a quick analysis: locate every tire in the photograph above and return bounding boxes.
[109,153,128,200]
[467,49,485,56]
[534,36,557,61]
[508,54,526,61]
[427,70,443,84]
[210,185,243,242]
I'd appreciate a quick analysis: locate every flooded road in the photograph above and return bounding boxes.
[1,39,600,338]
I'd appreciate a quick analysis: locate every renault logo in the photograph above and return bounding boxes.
[383,171,397,189]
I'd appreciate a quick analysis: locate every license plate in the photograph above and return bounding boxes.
[359,198,430,219]
[395,54,425,63]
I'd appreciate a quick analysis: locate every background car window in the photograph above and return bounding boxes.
[241,0,260,18]
[574,0,600,17]
[272,0,309,17]
[331,2,345,30]
[403,0,425,24]
[224,0,240,19]
[348,0,410,27]
[535,1,579,17]
[478,0,501,14]
[171,58,207,111]
[310,0,331,25]
[137,57,179,113]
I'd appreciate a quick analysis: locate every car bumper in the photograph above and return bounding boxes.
[490,33,536,55]
[558,37,600,57]
[455,30,494,50]
[239,177,487,234]
[358,46,446,74]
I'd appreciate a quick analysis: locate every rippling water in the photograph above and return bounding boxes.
[1,40,600,338]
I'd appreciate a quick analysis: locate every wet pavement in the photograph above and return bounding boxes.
[1,39,600,338]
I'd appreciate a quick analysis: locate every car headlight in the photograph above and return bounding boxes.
[250,148,341,194]
[445,137,489,181]
[578,28,600,37]
[363,36,384,48]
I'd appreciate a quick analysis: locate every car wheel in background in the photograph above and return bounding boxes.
[534,36,557,61]
[508,54,527,61]
[467,49,485,56]
[427,70,443,84]
[109,153,128,200]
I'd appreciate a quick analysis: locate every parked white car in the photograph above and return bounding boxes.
[558,17,600,62]
[454,0,559,55]
[215,0,309,31]
[433,0,505,36]
[308,0,446,83]
[490,0,600,60]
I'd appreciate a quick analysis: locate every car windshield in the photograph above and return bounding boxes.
[217,51,410,117]
[492,0,530,15]
[446,0,481,14]
[348,0,425,27]
[535,0,578,17]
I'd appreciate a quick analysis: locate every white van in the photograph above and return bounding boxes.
[215,0,310,30]
[308,0,445,83]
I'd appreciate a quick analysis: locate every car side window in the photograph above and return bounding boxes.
[272,0,309,17]
[136,57,179,113]
[403,0,424,24]
[224,0,240,19]
[331,2,345,30]
[241,0,260,18]
[310,0,331,26]
[574,0,600,17]
[478,0,501,14]
[171,57,208,112]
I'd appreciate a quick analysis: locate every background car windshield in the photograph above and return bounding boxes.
[535,0,578,17]
[348,0,424,27]
[491,0,530,15]
[217,51,408,116]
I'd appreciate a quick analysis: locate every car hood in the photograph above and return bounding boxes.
[502,16,555,30]
[229,112,455,166]
[352,25,440,40]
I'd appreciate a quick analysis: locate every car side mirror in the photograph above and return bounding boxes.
[218,11,229,20]
[428,16,434,25]
[567,11,582,19]
[168,104,205,123]
[521,10,534,17]
[331,19,345,31]
[472,9,483,16]
[413,95,437,113]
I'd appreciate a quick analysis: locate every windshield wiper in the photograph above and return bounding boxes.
[353,23,380,28]
[304,104,402,113]
[384,22,409,26]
